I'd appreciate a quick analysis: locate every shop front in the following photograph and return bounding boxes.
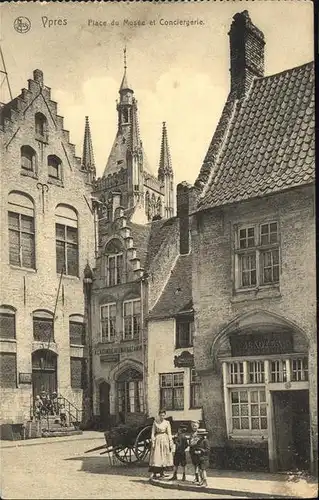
[205,310,313,473]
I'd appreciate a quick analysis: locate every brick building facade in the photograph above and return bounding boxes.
[0,70,95,426]
[191,11,316,474]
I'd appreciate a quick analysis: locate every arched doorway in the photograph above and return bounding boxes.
[32,349,57,397]
[99,381,110,429]
[116,368,144,426]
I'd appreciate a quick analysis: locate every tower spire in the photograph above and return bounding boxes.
[119,46,132,93]
[158,121,173,180]
[82,116,96,181]
[0,44,13,106]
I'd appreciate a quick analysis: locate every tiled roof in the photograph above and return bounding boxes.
[149,254,192,319]
[144,217,178,271]
[128,222,152,269]
[197,62,315,209]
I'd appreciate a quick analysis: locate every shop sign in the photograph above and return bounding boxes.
[230,332,293,357]
[100,354,120,363]
[94,344,142,355]
[19,372,32,384]
[174,350,194,368]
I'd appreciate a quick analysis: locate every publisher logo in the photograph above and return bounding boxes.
[14,17,31,34]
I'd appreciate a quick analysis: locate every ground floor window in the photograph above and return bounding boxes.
[117,369,144,414]
[160,372,184,410]
[230,388,267,431]
[0,352,17,387]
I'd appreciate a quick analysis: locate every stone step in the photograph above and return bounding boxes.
[41,429,82,438]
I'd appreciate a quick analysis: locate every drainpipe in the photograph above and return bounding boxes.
[83,263,94,425]
[140,272,149,417]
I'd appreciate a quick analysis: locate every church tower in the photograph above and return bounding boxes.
[93,49,174,224]
[158,122,174,218]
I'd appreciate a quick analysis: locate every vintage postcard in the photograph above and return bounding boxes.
[0,0,317,499]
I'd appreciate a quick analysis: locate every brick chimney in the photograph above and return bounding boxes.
[229,10,265,98]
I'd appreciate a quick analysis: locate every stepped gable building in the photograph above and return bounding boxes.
[91,183,203,428]
[93,52,174,223]
[0,69,95,428]
[192,11,316,474]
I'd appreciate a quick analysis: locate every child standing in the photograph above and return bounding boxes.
[169,424,188,481]
[189,420,201,484]
[193,429,209,487]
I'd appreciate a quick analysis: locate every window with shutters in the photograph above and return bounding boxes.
[0,306,16,340]
[69,316,85,345]
[234,221,280,290]
[21,146,37,173]
[8,192,35,269]
[123,299,140,340]
[35,112,48,142]
[48,155,62,180]
[33,310,54,343]
[0,353,17,388]
[55,205,79,276]
[70,357,87,389]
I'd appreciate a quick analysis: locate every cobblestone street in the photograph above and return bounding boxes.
[0,435,234,499]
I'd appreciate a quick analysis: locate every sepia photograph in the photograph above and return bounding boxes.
[0,0,317,498]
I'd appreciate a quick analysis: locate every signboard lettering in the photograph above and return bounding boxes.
[94,344,142,355]
[174,350,194,368]
[230,332,293,357]
[100,354,120,363]
[19,372,32,384]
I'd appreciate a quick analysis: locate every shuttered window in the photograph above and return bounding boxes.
[70,357,86,389]
[0,309,16,340]
[0,353,17,388]
[69,321,85,345]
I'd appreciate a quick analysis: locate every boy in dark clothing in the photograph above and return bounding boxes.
[192,429,209,487]
[169,424,188,481]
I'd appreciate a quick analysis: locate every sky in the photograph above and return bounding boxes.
[0,1,314,185]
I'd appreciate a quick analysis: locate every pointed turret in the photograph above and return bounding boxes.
[158,121,173,181]
[158,122,174,218]
[119,47,133,93]
[82,116,96,181]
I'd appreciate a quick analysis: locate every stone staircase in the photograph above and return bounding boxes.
[41,415,82,438]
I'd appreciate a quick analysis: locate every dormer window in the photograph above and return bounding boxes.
[35,112,48,141]
[48,155,62,180]
[21,146,36,172]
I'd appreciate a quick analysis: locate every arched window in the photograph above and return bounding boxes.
[0,305,16,340]
[55,204,78,276]
[105,239,124,286]
[8,192,35,269]
[151,193,156,219]
[21,146,36,172]
[35,112,48,140]
[48,155,62,180]
[33,310,54,343]
[69,314,85,346]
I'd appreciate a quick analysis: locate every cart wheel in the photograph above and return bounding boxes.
[113,445,140,464]
[134,425,152,462]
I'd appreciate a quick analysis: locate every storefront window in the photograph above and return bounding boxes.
[231,389,267,431]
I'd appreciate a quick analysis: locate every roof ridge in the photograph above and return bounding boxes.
[255,60,314,82]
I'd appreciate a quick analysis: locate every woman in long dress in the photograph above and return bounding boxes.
[149,409,174,479]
